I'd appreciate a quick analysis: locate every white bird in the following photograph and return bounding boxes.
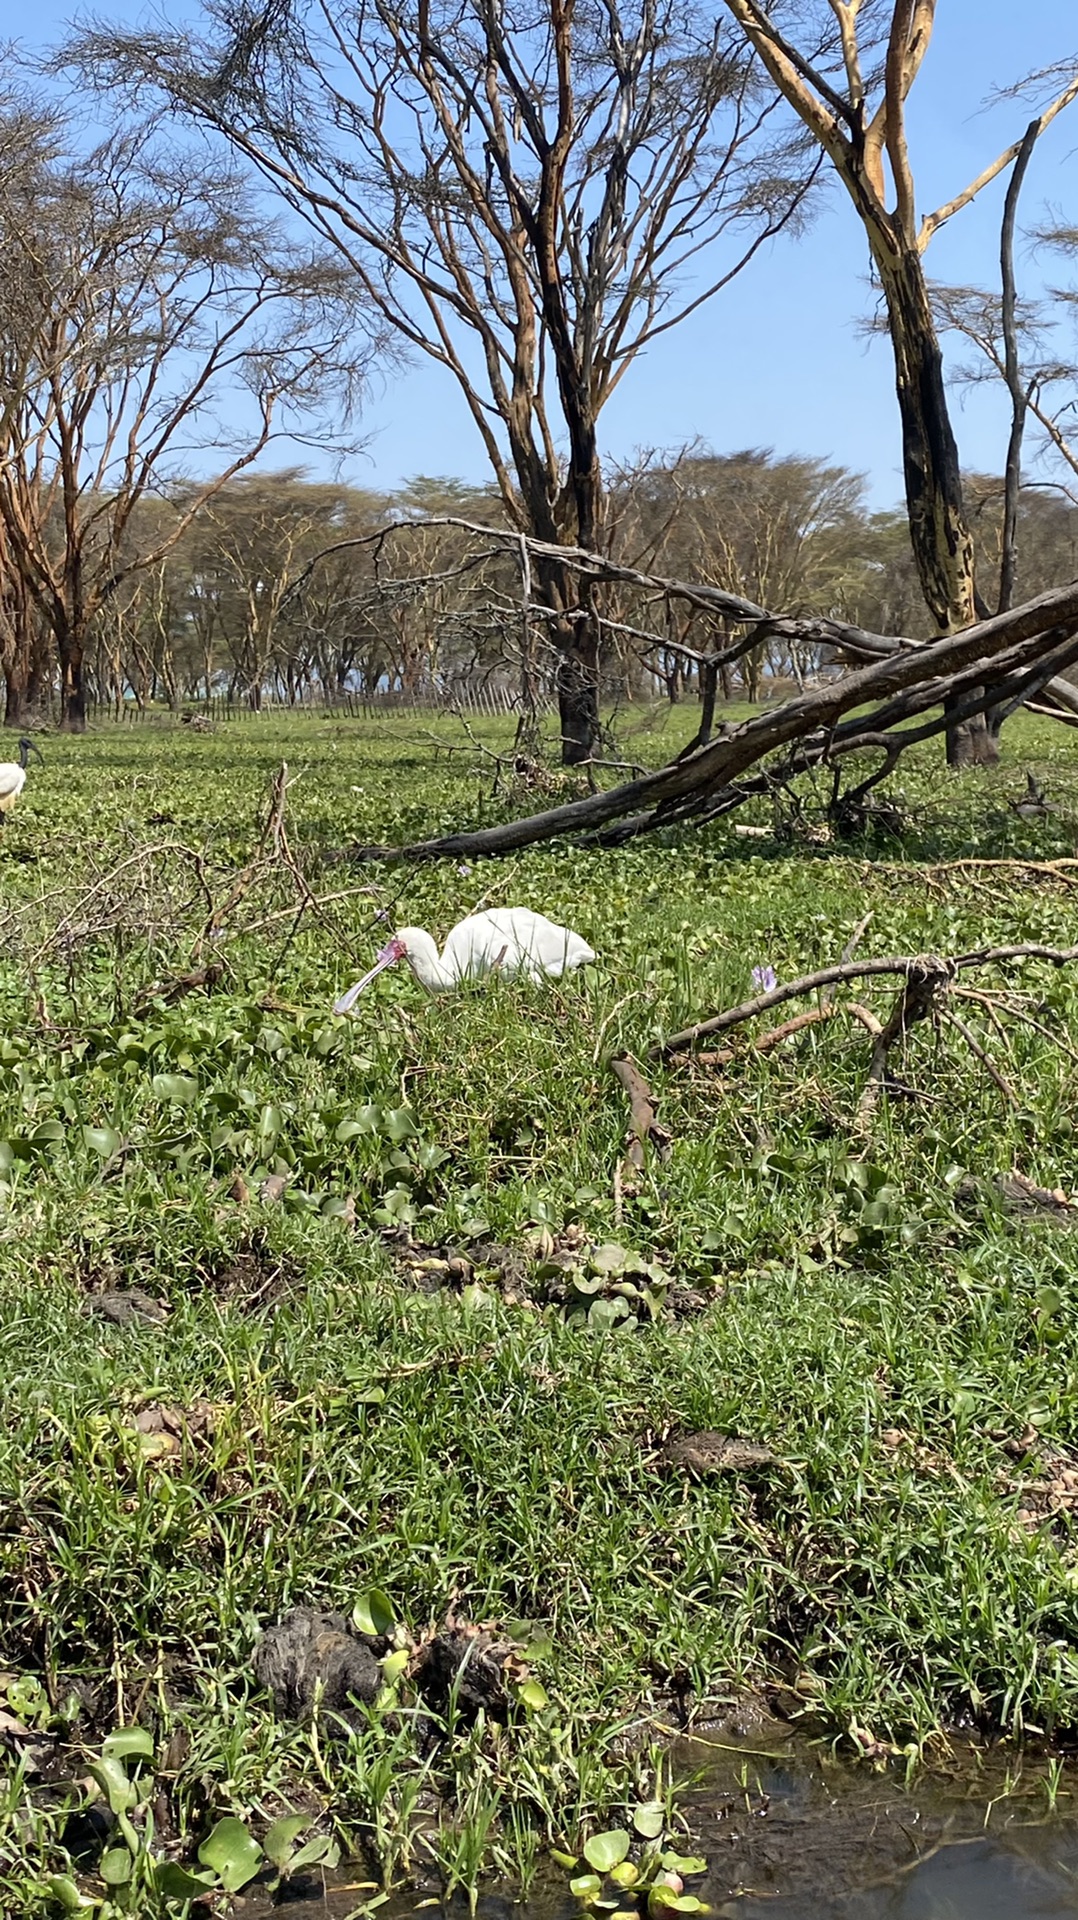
[0,737,43,815]
[334,908,596,1009]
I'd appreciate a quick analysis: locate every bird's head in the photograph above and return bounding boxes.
[18,738,43,768]
[332,933,408,1014]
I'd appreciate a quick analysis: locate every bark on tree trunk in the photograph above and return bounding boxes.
[556,613,600,765]
[59,627,88,732]
[872,240,997,767]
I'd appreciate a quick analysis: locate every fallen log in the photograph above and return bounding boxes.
[339,576,1078,861]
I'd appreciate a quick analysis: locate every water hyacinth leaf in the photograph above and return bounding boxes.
[263,1815,311,1868]
[87,1755,138,1813]
[321,1195,355,1218]
[584,1831,631,1873]
[353,1588,395,1636]
[568,1273,605,1297]
[335,1118,366,1143]
[100,1847,134,1887]
[381,1649,410,1681]
[649,1891,705,1914]
[289,1834,339,1871]
[32,1120,66,1144]
[661,1855,707,1875]
[153,1862,217,1900]
[46,1876,96,1911]
[588,1297,629,1331]
[151,1072,198,1103]
[633,1802,666,1838]
[610,1861,641,1888]
[102,1727,154,1763]
[83,1126,122,1158]
[197,1815,265,1890]
[569,1873,604,1901]
[385,1107,418,1141]
[517,1678,549,1710]
[589,1243,634,1275]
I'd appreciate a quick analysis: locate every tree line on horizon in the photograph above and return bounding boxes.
[2,2,1078,760]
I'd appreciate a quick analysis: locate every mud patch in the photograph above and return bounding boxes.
[203,1234,303,1310]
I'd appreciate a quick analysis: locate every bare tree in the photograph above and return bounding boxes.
[709,1,1078,764]
[69,0,818,760]
[0,95,376,729]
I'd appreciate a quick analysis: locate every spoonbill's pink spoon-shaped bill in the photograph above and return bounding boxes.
[333,908,595,1006]
[333,936,407,1014]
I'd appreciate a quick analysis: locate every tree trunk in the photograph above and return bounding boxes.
[872,240,997,768]
[58,624,88,732]
[556,613,600,765]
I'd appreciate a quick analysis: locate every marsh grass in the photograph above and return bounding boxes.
[5,709,1078,1910]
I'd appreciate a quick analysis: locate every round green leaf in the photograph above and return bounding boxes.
[197,1815,264,1891]
[517,1679,549,1711]
[584,1831,631,1873]
[661,1855,707,1876]
[83,1126,122,1158]
[86,1755,137,1814]
[633,1802,665,1839]
[100,1848,133,1887]
[353,1588,395,1636]
[570,1873,603,1902]
[610,1861,641,1889]
[151,1073,198,1103]
[590,1243,632,1274]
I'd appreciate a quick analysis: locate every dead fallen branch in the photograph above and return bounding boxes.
[655,943,1078,1058]
[340,574,1078,861]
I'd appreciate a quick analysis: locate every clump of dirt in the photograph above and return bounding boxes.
[252,1607,544,1732]
[82,1288,170,1328]
[958,1170,1078,1222]
[660,1431,786,1476]
[414,1620,522,1719]
[387,1224,711,1327]
[253,1609,383,1725]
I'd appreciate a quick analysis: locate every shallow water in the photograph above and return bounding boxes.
[237,1723,1078,1919]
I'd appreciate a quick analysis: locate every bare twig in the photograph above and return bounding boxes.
[610,1053,672,1169]
[942,1009,1022,1108]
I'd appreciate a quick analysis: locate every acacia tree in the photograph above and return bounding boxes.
[712,0,1078,763]
[0,98,376,729]
[71,0,817,759]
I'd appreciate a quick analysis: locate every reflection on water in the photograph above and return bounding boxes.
[238,1726,1078,1920]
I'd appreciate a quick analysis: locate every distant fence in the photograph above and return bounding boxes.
[84,681,564,726]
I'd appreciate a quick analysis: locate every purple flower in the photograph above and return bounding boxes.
[752,964,777,993]
[457,863,472,877]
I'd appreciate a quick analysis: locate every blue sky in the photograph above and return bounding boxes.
[22,0,1078,511]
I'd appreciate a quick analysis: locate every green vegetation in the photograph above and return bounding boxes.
[5,710,1078,1911]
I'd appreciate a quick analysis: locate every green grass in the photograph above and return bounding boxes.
[5,706,1078,1910]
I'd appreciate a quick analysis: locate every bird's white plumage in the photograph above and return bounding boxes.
[334,907,595,1010]
[0,738,42,815]
[0,765,27,812]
